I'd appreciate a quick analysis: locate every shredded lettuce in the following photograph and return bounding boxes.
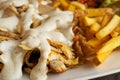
[100,0,114,7]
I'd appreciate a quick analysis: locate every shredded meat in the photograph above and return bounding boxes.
[72,9,97,60]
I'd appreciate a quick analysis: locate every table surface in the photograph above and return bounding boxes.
[91,72,120,80]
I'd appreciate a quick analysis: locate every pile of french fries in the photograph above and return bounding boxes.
[48,0,120,66]
[51,0,86,11]
[73,7,120,66]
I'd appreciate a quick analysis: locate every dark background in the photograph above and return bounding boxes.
[91,72,120,80]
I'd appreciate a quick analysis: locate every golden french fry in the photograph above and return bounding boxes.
[71,1,86,10]
[110,31,119,37]
[84,16,96,26]
[85,8,114,17]
[96,15,120,40]
[87,36,110,48]
[53,1,61,8]
[60,0,69,8]
[93,50,112,65]
[101,13,112,27]
[97,36,120,55]
[68,4,76,11]
[90,22,101,33]
[94,16,103,23]
[93,36,120,65]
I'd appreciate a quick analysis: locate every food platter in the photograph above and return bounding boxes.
[1,0,120,80]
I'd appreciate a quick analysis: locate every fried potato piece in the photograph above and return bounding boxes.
[73,8,120,65]
[110,24,120,37]
[85,8,114,17]
[90,22,101,33]
[71,1,86,10]
[84,16,96,26]
[53,1,61,8]
[96,15,120,40]
[68,4,76,11]
[87,36,110,48]
[60,0,69,8]
[93,50,112,66]
[101,13,113,27]
[93,36,120,65]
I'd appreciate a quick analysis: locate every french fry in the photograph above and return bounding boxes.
[84,16,96,26]
[93,36,120,65]
[90,22,101,33]
[101,13,113,27]
[110,31,119,37]
[60,0,69,8]
[53,1,61,8]
[71,1,86,10]
[96,15,120,40]
[87,36,110,48]
[68,4,76,11]
[94,16,103,23]
[93,50,112,65]
[85,8,114,17]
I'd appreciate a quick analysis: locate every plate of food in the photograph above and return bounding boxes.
[0,0,120,80]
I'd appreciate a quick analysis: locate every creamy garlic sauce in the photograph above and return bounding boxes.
[11,0,29,7]
[40,0,52,5]
[0,0,29,9]
[29,0,39,9]
[0,16,19,32]
[0,40,26,80]
[0,10,4,18]
[21,8,73,80]
[0,0,74,80]
[22,5,36,32]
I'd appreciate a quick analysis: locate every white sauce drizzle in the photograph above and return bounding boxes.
[21,5,36,32]
[29,0,39,9]
[40,0,52,5]
[0,0,29,9]
[0,40,26,80]
[0,0,74,80]
[21,9,73,80]
[0,16,19,32]
[0,10,4,18]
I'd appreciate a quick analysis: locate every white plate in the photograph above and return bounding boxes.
[21,49,120,80]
